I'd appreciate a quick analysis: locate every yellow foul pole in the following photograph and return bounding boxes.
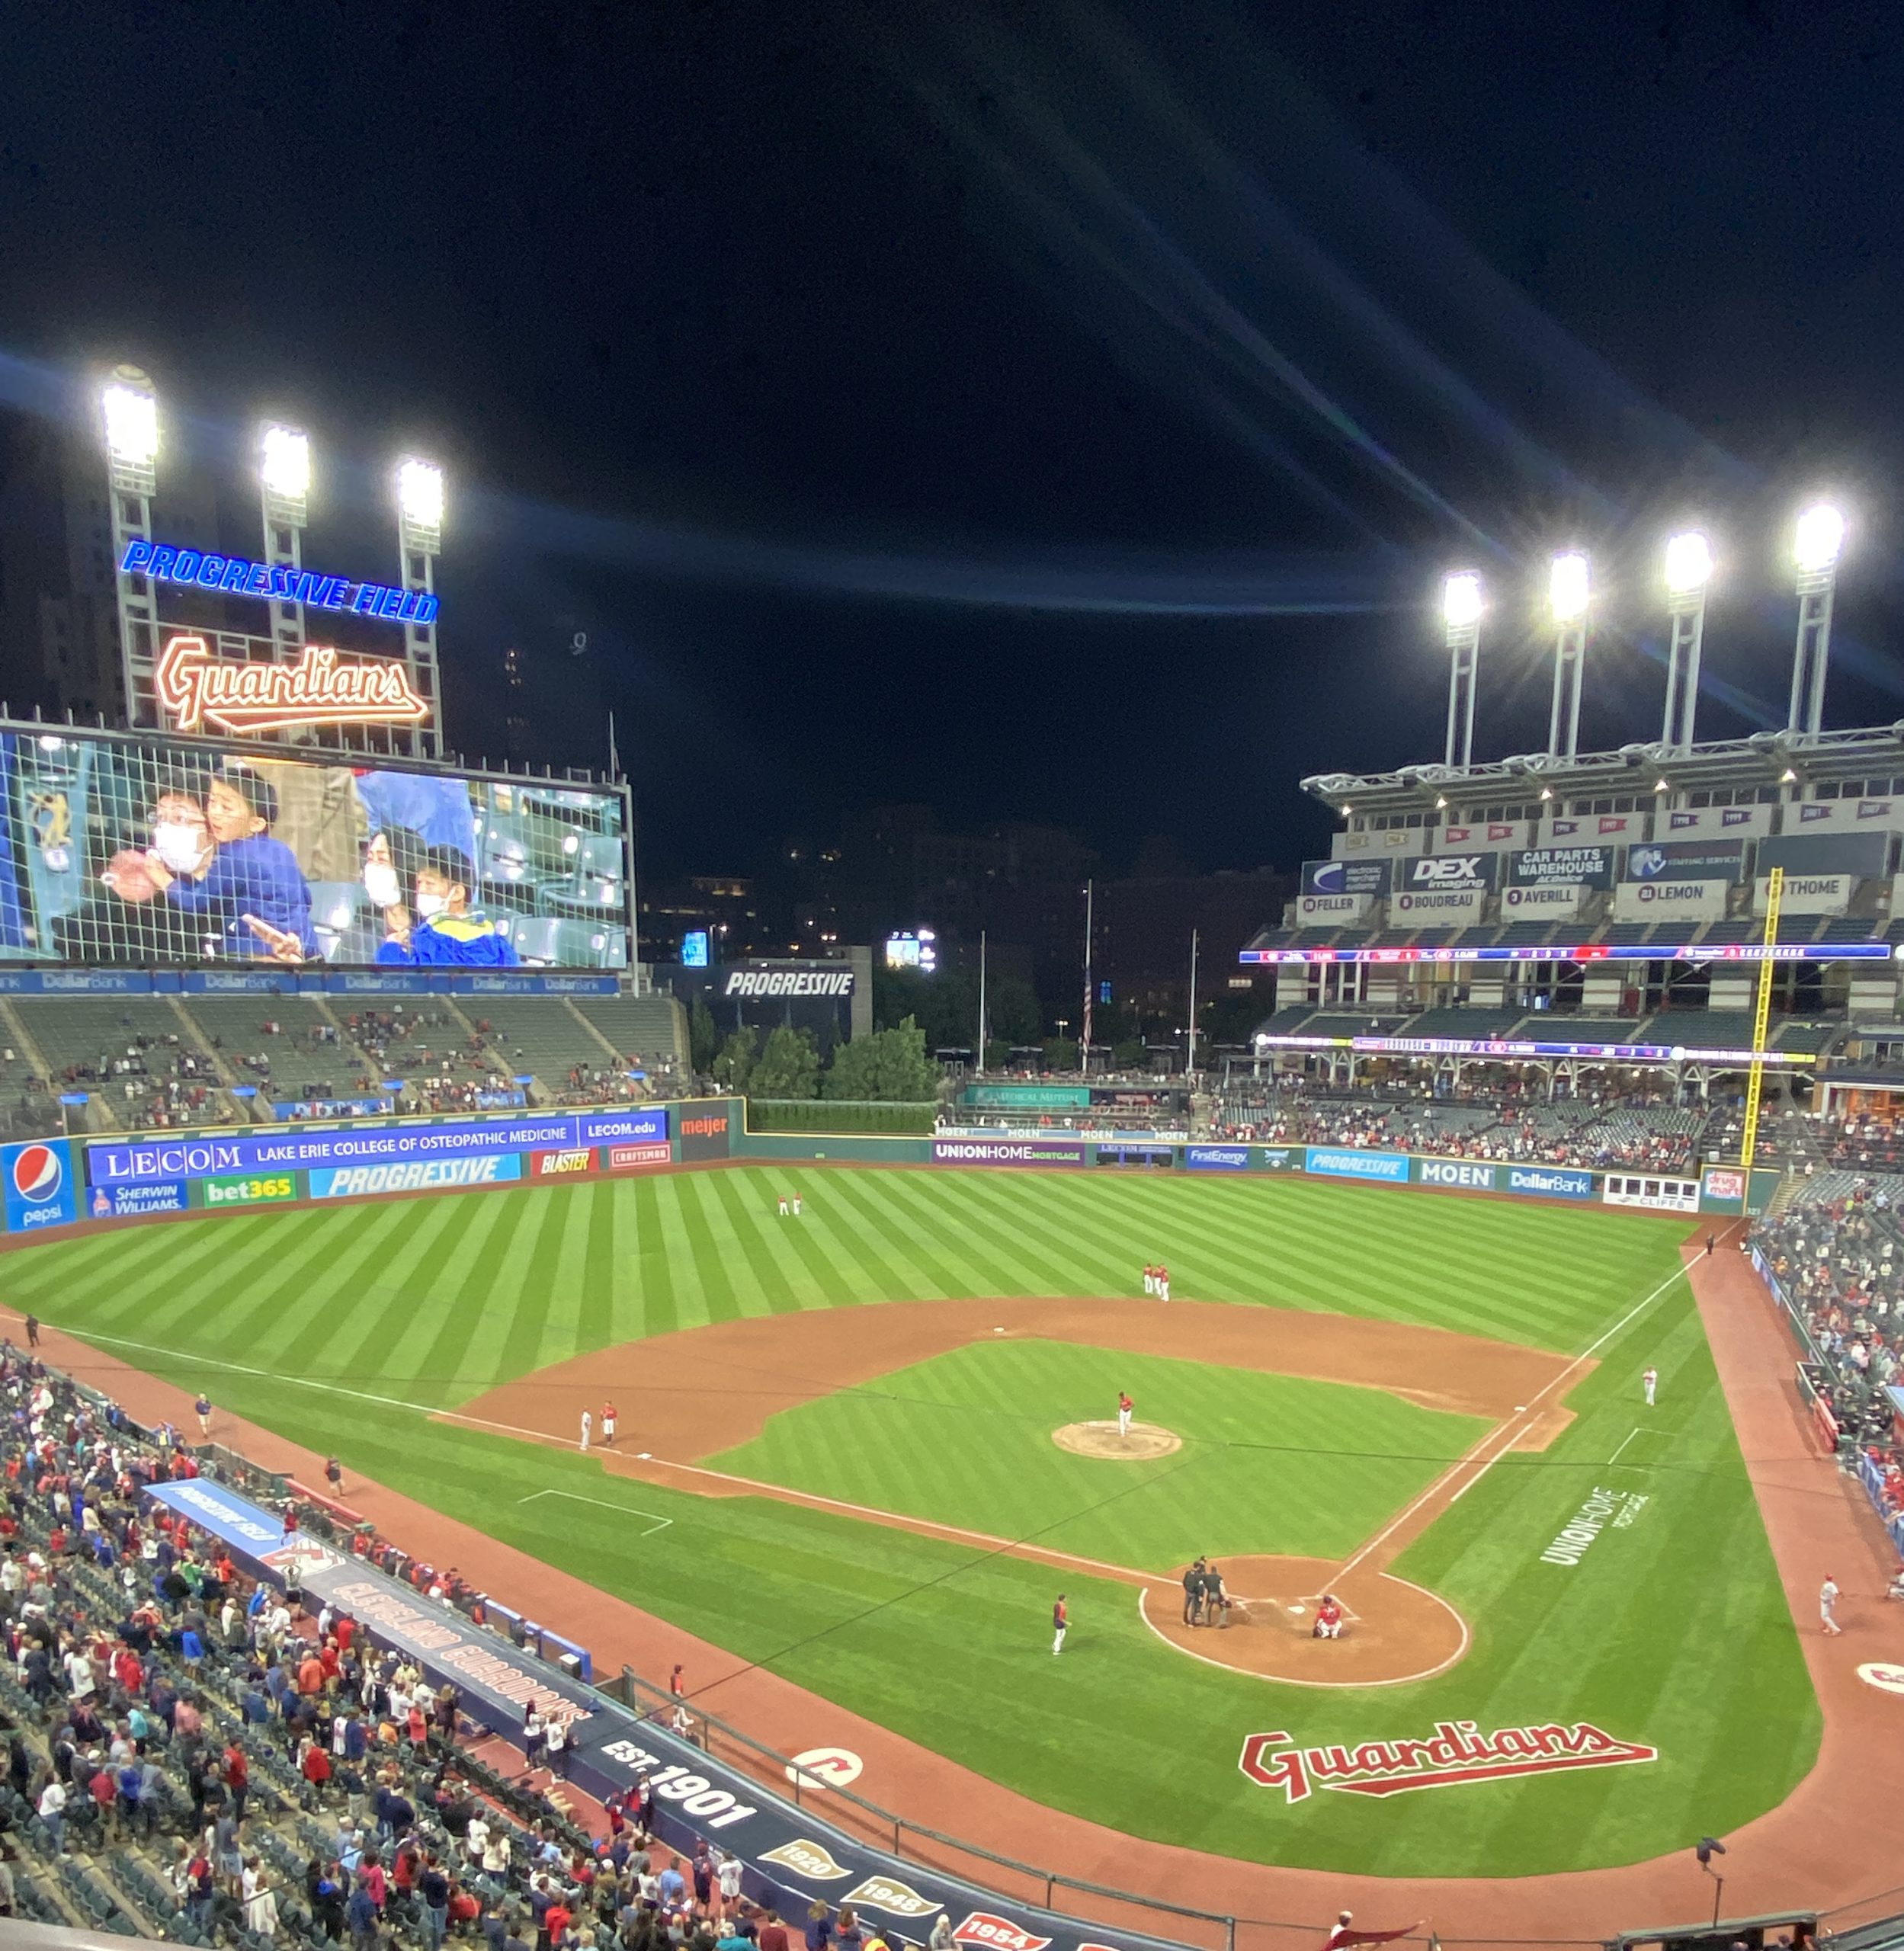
[1739,865,1784,1177]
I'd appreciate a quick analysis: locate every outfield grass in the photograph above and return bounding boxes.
[709,1338,1489,1569]
[2,1165,1819,1876]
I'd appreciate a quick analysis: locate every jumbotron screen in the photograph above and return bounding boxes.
[0,726,629,968]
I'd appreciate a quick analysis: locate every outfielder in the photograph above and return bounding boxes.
[1158,1264,1171,1303]
[1143,1263,1156,1297]
[1643,1366,1657,1406]
[1052,1593,1069,1655]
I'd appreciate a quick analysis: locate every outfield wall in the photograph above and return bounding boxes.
[0,1094,1768,1249]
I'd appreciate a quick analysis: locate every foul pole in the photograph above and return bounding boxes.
[1739,867,1784,1177]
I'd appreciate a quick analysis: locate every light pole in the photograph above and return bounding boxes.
[1185,928,1200,1079]
[101,367,160,727]
[1788,501,1845,738]
[1661,530,1711,751]
[1547,551,1590,760]
[259,424,311,735]
[396,458,446,759]
[1441,572,1482,770]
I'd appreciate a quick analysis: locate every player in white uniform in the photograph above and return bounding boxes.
[1117,1391,1133,1437]
[1158,1264,1171,1303]
[1821,1575,1842,1635]
[579,1409,592,1453]
[1643,1366,1657,1406]
[1143,1264,1156,1296]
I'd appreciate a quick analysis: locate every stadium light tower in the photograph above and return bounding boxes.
[1441,571,1482,770]
[1788,501,1845,738]
[1547,550,1590,760]
[1661,530,1712,752]
[101,366,161,728]
[394,457,446,760]
[259,423,311,678]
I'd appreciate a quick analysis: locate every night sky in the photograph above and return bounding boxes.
[3,0,1903,879]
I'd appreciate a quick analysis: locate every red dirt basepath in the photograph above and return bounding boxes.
[14,1238,1904,1944]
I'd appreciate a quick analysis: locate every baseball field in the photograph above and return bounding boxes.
[4,1165,1819,1878]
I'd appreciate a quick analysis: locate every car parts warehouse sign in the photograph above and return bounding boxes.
[1239,1719,1657,1802]
[87,1107,667,1186]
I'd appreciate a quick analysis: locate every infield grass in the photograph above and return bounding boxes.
[2,1165,1819,1877]
[708,1338,1489,1570]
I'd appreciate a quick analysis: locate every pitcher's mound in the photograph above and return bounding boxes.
[1053,1420,1181,1459]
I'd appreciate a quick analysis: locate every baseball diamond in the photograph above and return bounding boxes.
[1,1161,1828,1892]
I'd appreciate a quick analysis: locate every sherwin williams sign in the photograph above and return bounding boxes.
[932,1138,1084,1167]
[1305,1147,1409,1184]
[87,1181,188,1218]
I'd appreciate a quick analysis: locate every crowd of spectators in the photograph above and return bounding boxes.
[1210,1077,1706,1174]
[0,1348,832,1951]
[1751,1177,1904,1464]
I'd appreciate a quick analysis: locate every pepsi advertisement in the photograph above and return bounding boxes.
[2,1139,78,1235]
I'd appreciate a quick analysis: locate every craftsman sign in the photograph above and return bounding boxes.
[156,635,429,736]
[1238,1719,1658,1802]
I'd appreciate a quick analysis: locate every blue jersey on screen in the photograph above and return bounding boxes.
[376,909,519,966]
[354,771,479,864]
[165,834,316,958]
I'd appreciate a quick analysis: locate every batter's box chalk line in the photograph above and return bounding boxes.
[516,1488,673,1535]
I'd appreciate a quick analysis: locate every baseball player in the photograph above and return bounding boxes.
[602,1402,618,1446]
[1643,1366,1657,1407]
[1158,1264,1171,1304]
[777,1194,789,1217]
[1143,1264,1155,1297]
[1821,1575,1842,1635]
[1314,1594,1344,1639]
[792,1193,803,1217]
[1051,1593,1068,1655]
[1117,1391,1133,1438]
[579,1409,592,1453]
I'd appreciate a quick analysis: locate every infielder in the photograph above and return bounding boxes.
[602,1401,618,1446]
[579,1409,592,1453]
[1643,1366,1657,1406]
[1117,1391,1133,1438]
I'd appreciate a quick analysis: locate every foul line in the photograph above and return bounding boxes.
[1332,1259,1690,1582]
[1607,1426,1668,1470]
[517,1488,672,1535]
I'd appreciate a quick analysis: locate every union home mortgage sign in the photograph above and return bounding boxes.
[155,634,430,737]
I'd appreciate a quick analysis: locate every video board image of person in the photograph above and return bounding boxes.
[0,729,629,968]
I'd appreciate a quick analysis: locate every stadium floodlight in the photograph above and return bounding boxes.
[1790,501,1846,736]
[1441,572,1482,770]
[1442,571,1482,630]
[1548,551,1590,624]
[397,458,445,538]
[1664,530,1712,597]
[101,376,159,470]
[260,424,310,505]
[1793,501,1845,575]
[1547,552,1590,758]
[1662,530,1713,751]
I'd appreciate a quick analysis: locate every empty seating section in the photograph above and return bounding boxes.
[11,995,232,1131]
[1651,1011,1758,1048]
[572,995,688,1068]
[1399,1006,1528,1040]
[177,997,372,1104]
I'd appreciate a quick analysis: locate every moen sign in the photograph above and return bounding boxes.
[120,540,438,626]
[156,635,430,737]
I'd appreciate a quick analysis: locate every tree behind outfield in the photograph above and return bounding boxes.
[688,996,719,1073]
[711,1028,758,1091]
[751,1024,821,1099]
[824,1015,941,1101]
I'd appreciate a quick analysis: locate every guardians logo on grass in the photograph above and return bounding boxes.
[1238,1719,1657,1802]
